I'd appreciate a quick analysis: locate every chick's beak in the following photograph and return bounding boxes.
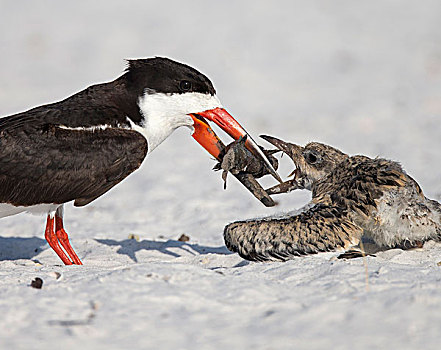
[190,107,282,183]
[260,135,299,156]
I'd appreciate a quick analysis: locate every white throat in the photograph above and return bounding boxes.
[134,92,222,153]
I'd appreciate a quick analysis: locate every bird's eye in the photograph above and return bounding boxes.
[179,80,192,92]
[305,151,319,164]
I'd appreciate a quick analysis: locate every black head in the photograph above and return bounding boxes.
[112,57,282,182]
[124,57,216,96]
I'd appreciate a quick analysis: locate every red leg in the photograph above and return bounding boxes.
[44,215,72,265]
[55,215,83,265]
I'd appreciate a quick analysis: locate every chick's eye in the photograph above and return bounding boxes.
[180,80,192,92]
[305,152,318,164]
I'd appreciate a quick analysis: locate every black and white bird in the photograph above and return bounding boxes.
[0,57,280,265]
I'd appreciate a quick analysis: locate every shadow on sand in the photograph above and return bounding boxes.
[0,236,231,264]
[0,236,47,261]
[95,238,232,262]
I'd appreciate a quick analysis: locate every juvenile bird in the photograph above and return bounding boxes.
[224,136,441,261]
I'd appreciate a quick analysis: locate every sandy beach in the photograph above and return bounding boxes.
[1,1,441,349]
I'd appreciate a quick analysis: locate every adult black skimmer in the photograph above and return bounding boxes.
[0,57,280,265]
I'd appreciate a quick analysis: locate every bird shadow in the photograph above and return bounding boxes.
[95,238,232,263]
[0,236,47,261]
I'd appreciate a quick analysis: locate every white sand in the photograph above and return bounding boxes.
[1,1,441,349]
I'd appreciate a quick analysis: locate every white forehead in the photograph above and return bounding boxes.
[138,91,222,118]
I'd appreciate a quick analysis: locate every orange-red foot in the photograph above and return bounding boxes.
[55,215,83,265]
[44,215,73,265]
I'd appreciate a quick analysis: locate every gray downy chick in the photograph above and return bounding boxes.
[224,135,441,262]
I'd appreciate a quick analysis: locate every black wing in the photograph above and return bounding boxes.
[0,109,147,207]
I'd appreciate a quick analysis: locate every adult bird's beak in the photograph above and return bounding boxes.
[190,107,282,183]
